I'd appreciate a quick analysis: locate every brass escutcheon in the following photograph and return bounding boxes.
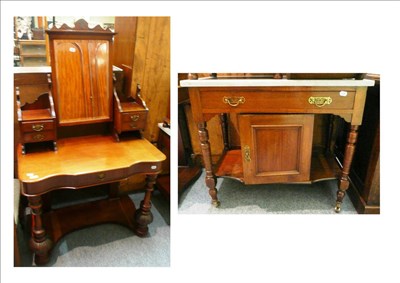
[33,133,45,141]
[98,173,106,180]
[32,124,44,131]
[244,145,251,162]
[223,96,245,107]
[308,96,332,107]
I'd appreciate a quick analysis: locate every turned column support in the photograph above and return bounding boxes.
[197,121,220,207]
[135,174,156,237]
[28,195,53,265]
[335,125,359,213]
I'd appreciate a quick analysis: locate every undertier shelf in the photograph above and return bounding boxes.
[214,148,341,183]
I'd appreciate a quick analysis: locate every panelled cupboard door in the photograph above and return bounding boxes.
[239,114,314,184]
[52,39,111,125]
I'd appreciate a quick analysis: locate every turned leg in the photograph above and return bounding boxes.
[335,125,359,213]
[219,113,230,151]
[135,174,156,237]
[198,122,220,207]
[28,196,53,265]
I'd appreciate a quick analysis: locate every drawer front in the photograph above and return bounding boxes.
[75,170,123,187]
[121,111,147,131]
[21,120,55,133]
[22,130,56,143]
[199,87,356,112]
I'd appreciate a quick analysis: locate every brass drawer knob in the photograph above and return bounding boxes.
[32,124,44,131]
[130,115,140,121]
[223,96,245,107]
[308,96,332,107]
[98,173,106,180]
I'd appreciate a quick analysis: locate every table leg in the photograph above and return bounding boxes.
[135,174,156,237]
[28,195,53,265]
[198,122,220,207]
[336,125,359,212]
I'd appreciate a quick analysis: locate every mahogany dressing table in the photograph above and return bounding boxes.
[15,20,166,265]
[181,74,374,212]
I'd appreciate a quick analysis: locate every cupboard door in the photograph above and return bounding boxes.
[53,40,90,124]
[87,40,111,120]
[52,40,112,125]
[239,114,314,184]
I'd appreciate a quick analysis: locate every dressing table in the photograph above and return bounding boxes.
[181,74,374,212]
[15,20,166,265]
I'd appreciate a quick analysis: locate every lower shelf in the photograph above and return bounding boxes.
[214,148,341,184]
[42,195,137,245]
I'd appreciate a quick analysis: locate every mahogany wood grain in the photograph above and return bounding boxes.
[214,149,243,180]
[46,20,115,126]
[336,125,359,212]
[18,135,166,196]
[239,114,314,184]
[42,195,138,245]
[113,17,138,68]
[18,135,165,265]
[197,122,219,206]
[197,87,356,119]
[186,76,370,210]
[215,148,341,184]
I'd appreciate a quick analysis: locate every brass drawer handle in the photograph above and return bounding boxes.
[130,115,140,121]
[33,134,45,141]
[243,145,251,162]
[223,96,245,107]
[32,124,44,131]
[98,173,106,180]
[308,97,332,107]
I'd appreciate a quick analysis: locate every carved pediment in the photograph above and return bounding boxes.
[46,19,115,35]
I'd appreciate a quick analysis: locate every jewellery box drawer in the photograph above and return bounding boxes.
[21,120,55,133]
[120,111,147,131]
[22,131,56,143]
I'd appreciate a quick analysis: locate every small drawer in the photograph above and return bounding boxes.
[21,120,55,133]
[22,130,56,143]
[76,170,123,187]
[121,111,147,131]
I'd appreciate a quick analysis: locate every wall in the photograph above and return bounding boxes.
[114,17,170,193]
[131,17,170,143]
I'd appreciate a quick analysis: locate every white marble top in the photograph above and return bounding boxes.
[14,65,122,74]
[180,77,375,87]
[158,123,170,136]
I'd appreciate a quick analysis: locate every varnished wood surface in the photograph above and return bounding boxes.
[43,195,138,245]
[18,135,166,195]
[21,109,52,120]
[47,20,115,126]
[214,149,243,180]
[215,148,340,184]
[189,86,361,124]
[52,39,112,125]
[239,114,314,184]
[113,17,138,68]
